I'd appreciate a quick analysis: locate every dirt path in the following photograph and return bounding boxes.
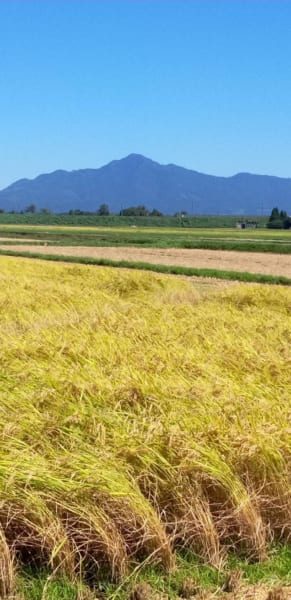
[1,244,291,277]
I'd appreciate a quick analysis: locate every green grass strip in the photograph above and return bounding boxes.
[15,545,291,599]
[0,248,290,285]
[1,232,291,253]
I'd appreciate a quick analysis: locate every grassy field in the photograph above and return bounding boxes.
[0,224,290,254]
[0,256,290,598]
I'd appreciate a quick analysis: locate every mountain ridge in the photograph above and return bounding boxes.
[1,154,291,215]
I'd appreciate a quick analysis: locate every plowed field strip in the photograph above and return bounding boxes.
[0,244,291,277]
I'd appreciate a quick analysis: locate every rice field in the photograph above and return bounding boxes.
[0,256,290,597]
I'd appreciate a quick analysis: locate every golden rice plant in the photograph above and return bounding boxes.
[0,257,290,591]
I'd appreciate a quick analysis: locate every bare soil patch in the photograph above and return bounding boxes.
[1,244,291,278]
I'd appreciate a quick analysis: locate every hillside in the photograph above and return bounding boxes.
[1,154,291,215]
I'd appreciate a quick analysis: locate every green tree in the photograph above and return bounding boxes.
[25,204,36,213]
[280,209,287,220]
[97,203,110,216]
[267,207,286,229]
[269,207,280,221]
[283,216,291,229]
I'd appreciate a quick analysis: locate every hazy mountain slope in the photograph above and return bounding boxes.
[1,154,291,215]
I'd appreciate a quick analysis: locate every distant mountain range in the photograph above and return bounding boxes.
[1,154,291,215]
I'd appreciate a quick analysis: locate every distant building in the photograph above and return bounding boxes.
[236,220,259,229]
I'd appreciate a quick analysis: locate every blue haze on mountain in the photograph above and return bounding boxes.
[1,154,291,215]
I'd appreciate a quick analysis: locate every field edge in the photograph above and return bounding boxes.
[0,248,290,285]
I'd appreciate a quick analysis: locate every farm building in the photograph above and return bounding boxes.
[236,220,259,229]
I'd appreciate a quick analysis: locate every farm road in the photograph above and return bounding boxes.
[1,244,291,277]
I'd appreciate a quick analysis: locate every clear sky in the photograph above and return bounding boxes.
[1,0,291,188]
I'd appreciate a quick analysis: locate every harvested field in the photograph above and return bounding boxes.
[1,244,290,277]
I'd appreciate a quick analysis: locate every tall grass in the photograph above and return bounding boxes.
[0,257,290,595]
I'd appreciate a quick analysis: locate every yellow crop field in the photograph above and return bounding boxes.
[0,257,290,595]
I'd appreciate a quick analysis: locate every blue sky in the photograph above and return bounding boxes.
[1,0,291,188]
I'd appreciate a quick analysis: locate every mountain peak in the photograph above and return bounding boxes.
[122,153,155,164]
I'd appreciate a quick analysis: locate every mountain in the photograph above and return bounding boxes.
[1,154,291,215]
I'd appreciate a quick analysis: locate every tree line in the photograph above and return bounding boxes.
[267,207,291,229]
[0,204,186,217]
[1,204,290,227]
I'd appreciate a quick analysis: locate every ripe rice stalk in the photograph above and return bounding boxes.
[236,439,291,540]
[56,503,128,582]
[158,482,223,568]
[97,494,174,571]
[0,524,15,598]
[0,498,74,578]
[0,257,290,582]
[52,442,174,572]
